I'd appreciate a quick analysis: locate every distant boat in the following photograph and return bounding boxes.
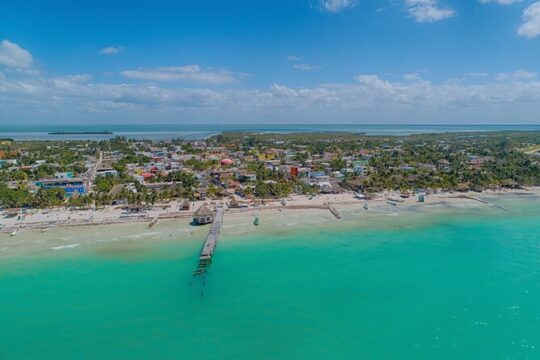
[363,203,369,210]
[254,216,259,226]
[41,228,49,233]
[387,200,398,206]
[10,229,18,236]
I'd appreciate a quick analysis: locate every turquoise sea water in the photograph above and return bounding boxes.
[1,124,540,141]
[1,199,540,359]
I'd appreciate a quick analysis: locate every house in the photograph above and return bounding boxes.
[193,203,215,225]
[309,171,329,184]
[96,164,119,177]
[238,172,257,182]
[180,200,191,211]
[437,159,451,172]
[353,162,369,176]
[0,159,18,168]
[319,183,334,194]
[194,187,207,200]
[468,156,493,169]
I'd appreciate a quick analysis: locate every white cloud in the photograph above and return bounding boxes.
[518,2,540,38]
[0,40,34,69]
[465,72,489,77]
[404,73,423,81]
[405,0,455,23]
[0,45,539,123]
[479,0,521,4]
[319,0,356,13]
[287,55,302,61]
[3,68,539,121]
[121,65,242,84]
[293,64,321,71]
[497,70,537,80]
[99,46,124,55]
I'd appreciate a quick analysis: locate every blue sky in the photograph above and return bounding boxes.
[1,0,539,124]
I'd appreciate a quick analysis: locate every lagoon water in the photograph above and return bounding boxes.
[1,197,540,359]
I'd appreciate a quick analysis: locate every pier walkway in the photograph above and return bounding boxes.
[193,205,224,276]
[328,204,342,220]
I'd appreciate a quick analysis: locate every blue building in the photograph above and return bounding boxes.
[36,177,86,196]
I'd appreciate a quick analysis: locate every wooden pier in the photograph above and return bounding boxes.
[148,214,159,228]
[328,204,342,220]
[452,195,508,211]
[193,205,224,276]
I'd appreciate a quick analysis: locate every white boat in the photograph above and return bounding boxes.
[41,228,49,233]
[355,192,367,200]
[10,229,19,237]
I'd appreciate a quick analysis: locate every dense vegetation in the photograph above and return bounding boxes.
[1,131,540,209]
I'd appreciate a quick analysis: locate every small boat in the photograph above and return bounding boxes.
[41,227,49,233]
[254,216,259,226]
[363,203,369,210]
[10,229,19,237]
[387,200,398,206]
[355,192,367,200]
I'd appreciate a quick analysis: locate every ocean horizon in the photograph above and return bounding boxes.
[2,124,540,141]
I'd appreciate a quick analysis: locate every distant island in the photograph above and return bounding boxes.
[48,131,113,135]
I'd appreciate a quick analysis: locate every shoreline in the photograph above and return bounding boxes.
[1,188,538,233]
[0,188,538,260]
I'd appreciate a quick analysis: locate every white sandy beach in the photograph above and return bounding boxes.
[1,188,538,233]
[1,188,538,259]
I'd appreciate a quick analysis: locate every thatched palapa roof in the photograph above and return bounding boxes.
[195,203,214,217]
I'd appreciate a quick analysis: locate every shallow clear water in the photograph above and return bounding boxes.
[1,200,540,359]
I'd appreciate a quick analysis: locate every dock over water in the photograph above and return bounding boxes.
[328,204,342,220]
[194,205,224,276]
